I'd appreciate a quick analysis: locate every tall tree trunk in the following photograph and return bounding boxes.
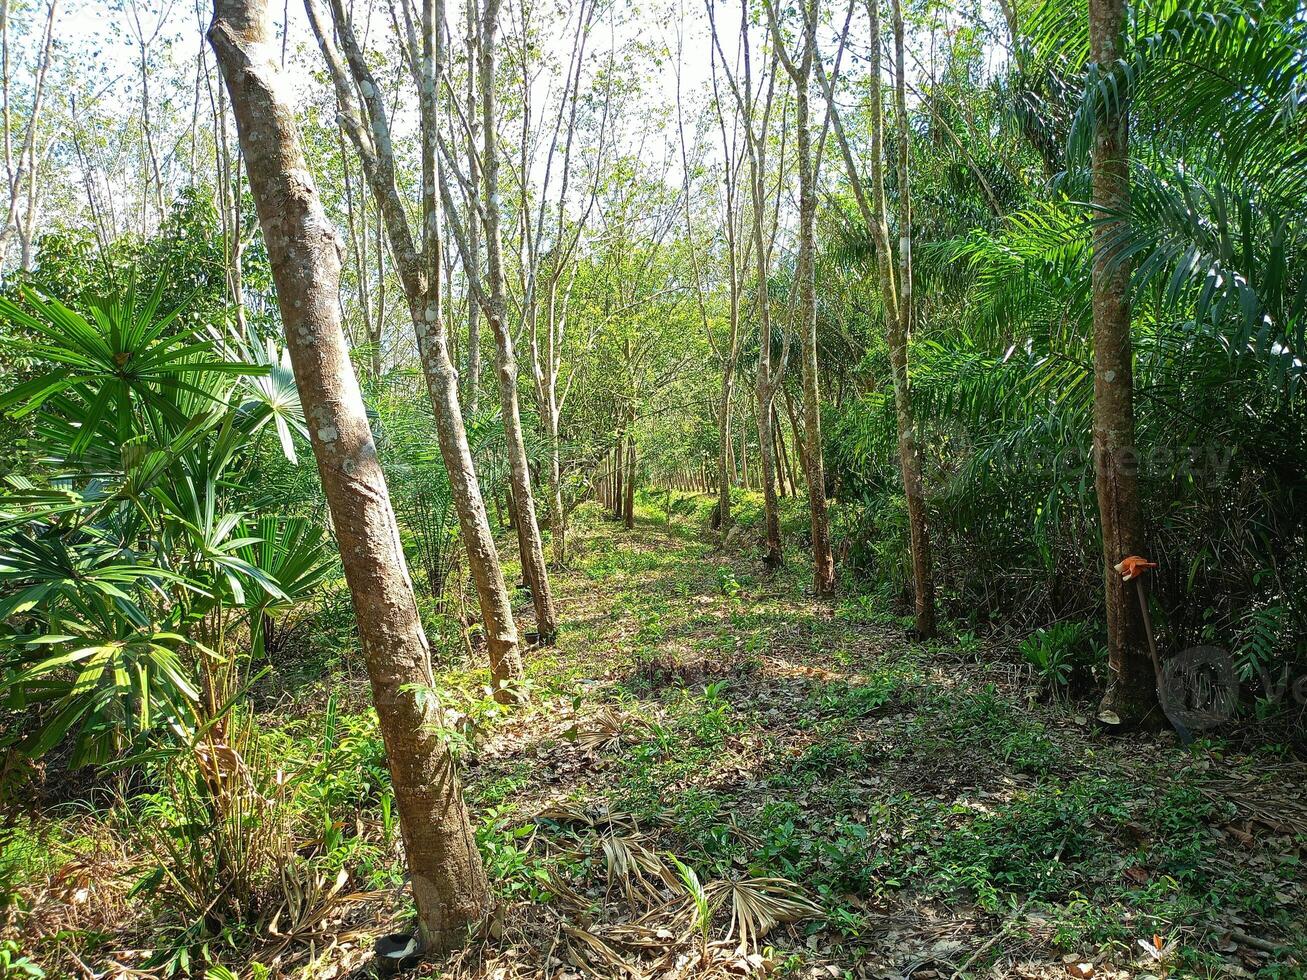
[339,129,374,372]
[717,374,733,528]
[700,11,747,538]
[739,14,782,568]
[739,424,748,490]
[751,202,781,565]
[477,0,557,641]
[624,434,636,529]
[546,402,566,564]
[0,0,57,271]
[373,211,386,371]
[207,0,489,947]
[765,0,834,595]
[791,8,835,596]
[374,211,386,372]
[613,438,624,520]
[540,281,567,565]
[303,0,524,701]
[817,0,934,624]
[753,230,781,564]
[769,417,781,499]
[757,378,782,566]
[891,0,935,637]
[776,409,795,494]
[462,0,481,415]
[774,409,792,496]
[1089,0,1156,728]
[422,326,525,698]
[784,386,807,476]
[493,335,558,636]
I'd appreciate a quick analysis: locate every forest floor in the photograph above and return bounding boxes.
[9,495,1307,979]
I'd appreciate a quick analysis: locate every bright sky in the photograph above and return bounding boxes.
[24,0,1007,249]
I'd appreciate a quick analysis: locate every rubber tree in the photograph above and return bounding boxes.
[444,0,559,641]
[764,0,836,595]
[1088,0,1157,728]
[207,0,490,946]
[815,0,936,633]
[695,0,755,536]
[745,35,786,571]
[889,0,936,637]
[304,0,526,693]
[707,0,787,568]
[461,0,482,415]
[0,0,57,271]
[514,0,610,567]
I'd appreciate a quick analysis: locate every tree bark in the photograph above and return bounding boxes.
[207,0,489,946]
[698,9,745,536]
[462,0,482,415]
[536,278,570,566]
[0,0,56,271]
[476,0,558,641]
[743,14,783,568]
[784,386,807,476]
[717,373,734,527]
[817,0,933,623]
[424,328,525,698]
[1089,0,1157,728]
[891,0,935,637]
[613,438,624,520]
[739,424,748,490]
[624,433,636,529]
[545,395,566,563]
[303,0,525,699]
[775,409,794,496]
[770,418,781,499]
[756,377,782,566]
[768,0,835,595]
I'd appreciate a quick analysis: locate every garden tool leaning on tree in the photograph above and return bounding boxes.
[1113,555,1194,744]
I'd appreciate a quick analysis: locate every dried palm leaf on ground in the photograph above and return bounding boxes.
[601,832,681,903]
[535,800,649,832]
[563,706,652,753]
[603,920,683,952]
[263,865,349,940]
[563,923,649,980]
[545,868,595,910]
[704,876,821,953]
[254,868,392,970]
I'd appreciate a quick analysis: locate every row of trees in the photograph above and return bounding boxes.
[207,0,874,943]
[3,0,1301,955]
[208,0,727,946]
[206,0,1190,950]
